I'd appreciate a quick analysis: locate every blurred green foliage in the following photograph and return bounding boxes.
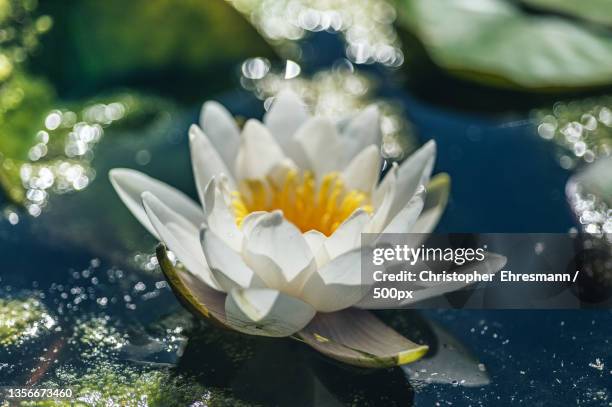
[0,73,54,202]
[0,0,54,202]
[33,0,275,100]
[0,73,54,160]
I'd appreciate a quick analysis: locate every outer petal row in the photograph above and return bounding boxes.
[109,168,204,239]
[225,288,316,337]
[157,244,430,367]
[141,192,221,291]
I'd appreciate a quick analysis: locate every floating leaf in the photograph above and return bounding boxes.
[396,0,612,89]
[156,244,229,327]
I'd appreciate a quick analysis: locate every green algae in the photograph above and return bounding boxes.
[19,361,253,407]
[68,316,129,359]
[0,297,56,347]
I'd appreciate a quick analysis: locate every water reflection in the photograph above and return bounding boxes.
[18,97,135,217]
[177,323,415,406]
[532,96,612,170]
[226,0,403,67]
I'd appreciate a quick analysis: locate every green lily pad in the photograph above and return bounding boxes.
[521,0,612,27]
[396,0,612,89]
[156,244,228,326]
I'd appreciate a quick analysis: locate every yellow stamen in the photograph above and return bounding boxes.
[232,171,373,236]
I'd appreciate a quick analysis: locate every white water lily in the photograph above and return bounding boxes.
[109,90,487,367]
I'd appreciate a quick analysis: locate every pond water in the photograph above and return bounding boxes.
[0,25,611,407]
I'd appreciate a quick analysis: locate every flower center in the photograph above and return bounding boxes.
[231,171,373,236]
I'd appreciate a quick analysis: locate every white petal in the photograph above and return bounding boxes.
[263,89,309,165]
[203,177,242,251]
[235,119,293,181]
[361,253,507,309]
[366,165,397,233]
[142,192,221,291]
[225,288,316,337]
[189,125,235,205]
[200,226,264,292]
[376,140,436,222]
[300,249,367,312]
[341,105,381,162]
[342,144,381,193]
[381,190,425,234]
[240,210,269,236]
[303,230,330,268]
[294,117,343,177]
[412,173,450,234]
[199,101,240,169]
[242,211,315,293]
[297,308,428,367]
[324,209,369,259]
[372,162,397,208]
[109,168,204,240]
